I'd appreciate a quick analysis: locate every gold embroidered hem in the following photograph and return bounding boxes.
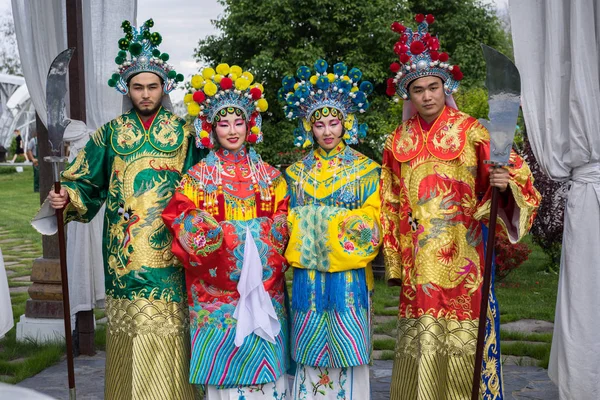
[391,311,502,400]
[104,296,197,400]
[395,315,478,358]
[392,315,477,400]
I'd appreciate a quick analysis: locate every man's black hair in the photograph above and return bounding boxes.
[407,75,444,93]
[126,71,165,87]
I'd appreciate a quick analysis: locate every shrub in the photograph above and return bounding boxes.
[494,230,532,281]
[519,129,566,272]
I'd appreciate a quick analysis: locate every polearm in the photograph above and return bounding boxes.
[45,48,76,400]
[471,44,521,400]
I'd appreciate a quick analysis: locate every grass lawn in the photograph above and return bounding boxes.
[0,167,44,244]
[495,235,559,324]
[0,167,68,384]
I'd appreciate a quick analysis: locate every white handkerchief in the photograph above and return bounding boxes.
[31,198,58,236]
[233,225,281,347]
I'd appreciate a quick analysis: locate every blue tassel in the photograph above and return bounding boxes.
[325,271,348,311]
[292,269,369,313]
[292,269,311,311]
[314,271,325,312]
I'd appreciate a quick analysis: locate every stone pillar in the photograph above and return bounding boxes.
[66,0,95,356]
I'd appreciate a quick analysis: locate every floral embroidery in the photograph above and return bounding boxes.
[269,214,289,255]
[336,368,348,399]
[229,381,288,399]
[342,240,355,253]
[193,233,207,249]
[337,214,380,257]
[174,209,223,257]
[312,367,334,396]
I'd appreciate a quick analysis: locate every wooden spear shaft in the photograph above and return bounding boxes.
[48,160,76,399]
[471,185,500,400]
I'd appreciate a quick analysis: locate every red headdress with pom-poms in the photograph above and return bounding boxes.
[387,13,463,101]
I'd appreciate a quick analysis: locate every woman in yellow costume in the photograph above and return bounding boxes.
[280,59,382,399]
[163,64,290,399]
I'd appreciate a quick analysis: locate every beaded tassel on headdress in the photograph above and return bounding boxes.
[279,59,372,148]
[387,13,464,101]
[184,64,269,149]
[108,19,183,95]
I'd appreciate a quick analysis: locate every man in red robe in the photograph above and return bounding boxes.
[381,13,541,399]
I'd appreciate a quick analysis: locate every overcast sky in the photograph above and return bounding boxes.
[2,0,508,102]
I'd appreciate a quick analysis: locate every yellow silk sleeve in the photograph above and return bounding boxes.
[273,175,288,208]
[285,187,382,277]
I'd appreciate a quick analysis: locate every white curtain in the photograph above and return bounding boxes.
[0,248,13,338]
[11,0,66,127]
[509,1,600,399]
[12,0,137,316]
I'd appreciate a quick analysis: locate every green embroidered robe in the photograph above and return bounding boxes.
[61,107,204,400]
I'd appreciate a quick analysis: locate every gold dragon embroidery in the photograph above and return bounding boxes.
[152,115,179,148]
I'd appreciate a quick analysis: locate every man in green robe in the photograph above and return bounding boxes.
[43,19,204,399]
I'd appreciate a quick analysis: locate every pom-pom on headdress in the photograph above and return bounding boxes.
[108,19,183,95]
[184,64,269,149]
[387,13,463,101]
[279,59,372,148]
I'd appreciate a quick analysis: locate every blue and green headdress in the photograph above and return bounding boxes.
[108,19,183,95]
[279,59,372,148]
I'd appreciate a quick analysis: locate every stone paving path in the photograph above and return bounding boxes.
[0,226,39,297]
[17,352,558,399]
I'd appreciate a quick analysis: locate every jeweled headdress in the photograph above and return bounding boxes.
[387,13,463,101]
[107,19,183,95]
[279,59,372,148]
[184,64,269,149]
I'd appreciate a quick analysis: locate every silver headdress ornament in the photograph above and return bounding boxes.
[108,19,183,95]
[279,59,372,148]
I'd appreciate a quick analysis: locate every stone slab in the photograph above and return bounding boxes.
[28,282,64,301]
[374,315,396,324]
[18,352,106,400]
[30,258,62,284]
[16,315,65,343]
[501,320,554,335]
[9,286,29,293]
[3,261,22,267]
[373,334,395,342]
[25,299,64,319]
[502,355,540,367]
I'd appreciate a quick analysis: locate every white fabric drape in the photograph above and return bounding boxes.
[509,1,600,399]
[0,248,14,339]
[13,0,137,315]
[11,0,66,127]
[233,226,280,347]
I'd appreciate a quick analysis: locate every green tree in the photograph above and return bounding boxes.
[405,0,512,88]
[194,0,510,165]
[0,13,22,76]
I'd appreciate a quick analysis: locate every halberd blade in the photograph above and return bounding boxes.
[479,44,521,165]
[46,48,75,157]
